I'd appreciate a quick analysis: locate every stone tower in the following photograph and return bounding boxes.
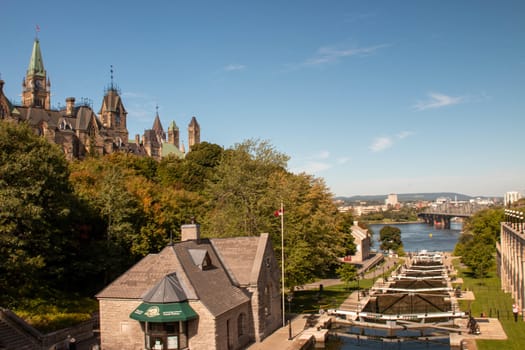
[168,120,180,149]
[98,67,128,145]
[152,106,166,143]
[188,116,200,151]
[22,38,50,109]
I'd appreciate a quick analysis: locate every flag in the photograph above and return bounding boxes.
[274,208,284,217]
[36,24,40,32]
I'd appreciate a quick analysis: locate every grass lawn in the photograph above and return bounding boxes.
[452,257,525,350]
[289,278,375,314]
[289,260,399,314]
[14,296,98,333]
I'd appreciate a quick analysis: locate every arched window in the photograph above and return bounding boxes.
[237,313,246,337]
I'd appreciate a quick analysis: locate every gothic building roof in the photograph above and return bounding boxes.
[188,116,199,128]
[168,120,178,131]
[98,89,126,114]
[152,113,164,134]
[27,39,46,77]
[161,143,185,158]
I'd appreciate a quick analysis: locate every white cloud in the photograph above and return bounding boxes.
[224,64,246,71]
[369,137,393,152]
[369,131,414,152]
[413,92,463,111]
[304,44,390,66]
[396,130,413,139]
[336,157,351,165]
[314,150,331,159]
[290,150,350,174]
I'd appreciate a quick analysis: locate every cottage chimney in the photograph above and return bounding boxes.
[66,97,75,115]
[181,218,200,242]
[0,79,4,93]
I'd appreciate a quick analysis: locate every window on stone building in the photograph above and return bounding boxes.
[143,321,188,350]
[264,284,272,316]
[237,313,247,337]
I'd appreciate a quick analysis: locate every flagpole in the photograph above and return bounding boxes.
[281,201,285,327]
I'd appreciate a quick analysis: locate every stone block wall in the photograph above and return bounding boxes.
[99,299,143,350]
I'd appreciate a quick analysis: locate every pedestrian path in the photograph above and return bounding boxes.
[246,315,308,350]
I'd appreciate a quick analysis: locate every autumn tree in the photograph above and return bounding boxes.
[203,139,347,288]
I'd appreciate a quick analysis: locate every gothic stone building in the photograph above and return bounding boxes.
[0,38,200,160]
[96,224,282,350]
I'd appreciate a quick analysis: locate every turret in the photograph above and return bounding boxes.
[188,116,200,151]
[22,38,50,109]
[66,97,75,116]
[168,120,179,148]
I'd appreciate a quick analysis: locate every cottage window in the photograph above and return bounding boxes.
[237,313,247,337]
[264,284,272,316]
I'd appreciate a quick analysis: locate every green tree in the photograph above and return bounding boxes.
[338,213,357,256]
[0,121,74,303]
[336,263,357,290]
[203,139,289,237]
[379,225,403,253]
[203,139,347,288]
[454,208,503,278]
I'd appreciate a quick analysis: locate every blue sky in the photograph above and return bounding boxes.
[1,1,524,197]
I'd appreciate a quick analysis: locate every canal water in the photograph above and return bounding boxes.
[368,221,463,253]
[323,221,463,349]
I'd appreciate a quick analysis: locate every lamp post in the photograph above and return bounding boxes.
[287,293,294,340]
[357,274,360,301]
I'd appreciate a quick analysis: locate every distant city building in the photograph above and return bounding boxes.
[504,191,522,207]
[348,205,386,216]
[385,193,398,207]
[0,37,200,160]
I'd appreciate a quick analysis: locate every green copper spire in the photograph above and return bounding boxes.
[169,120,178,130]
[27,39,46,77]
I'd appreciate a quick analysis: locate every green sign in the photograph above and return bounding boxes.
[130,302,198,323]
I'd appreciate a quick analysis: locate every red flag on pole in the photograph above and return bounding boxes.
[274,208,284,217]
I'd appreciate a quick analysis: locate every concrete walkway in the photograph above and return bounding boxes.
[246,315,308,350]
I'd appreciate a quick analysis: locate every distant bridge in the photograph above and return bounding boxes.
[418,203,486,229]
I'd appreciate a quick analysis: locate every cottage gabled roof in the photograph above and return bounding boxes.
[96,246,184,299]
[210,234,270,287]
[173,239,250,317]
[97,239,251,317]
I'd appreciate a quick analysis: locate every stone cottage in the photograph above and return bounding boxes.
[96,223,282,350]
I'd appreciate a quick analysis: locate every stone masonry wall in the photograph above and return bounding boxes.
[99,299,143,350]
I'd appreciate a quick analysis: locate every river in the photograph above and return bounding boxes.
[368,221,463,253]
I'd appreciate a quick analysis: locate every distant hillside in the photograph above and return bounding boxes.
[335,192,477,203]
